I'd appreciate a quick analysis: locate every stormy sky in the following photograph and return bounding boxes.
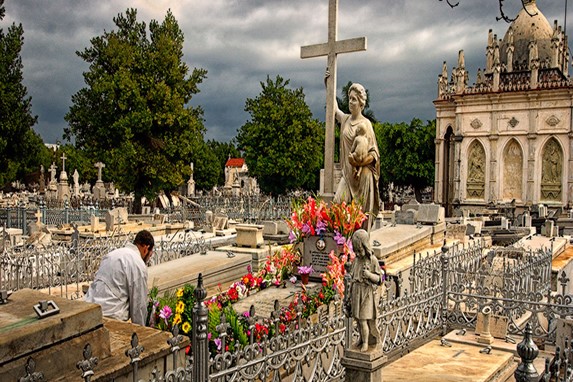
[2,0,570,144]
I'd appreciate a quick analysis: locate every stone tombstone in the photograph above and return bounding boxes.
[477,306,495,344]
[538,204,547,218]
[402,200,420,211]
[90,215,100,232]
[395,209,417,225]
[302,234,339,280]
[542,220,555,237]
[0,289,111,381]
[500,217,508,230]
[417,204,445,224]
[213,215,229,231]
[465,220,483,236]
[475,312,509,339]
[446,223,467,241]
[263,221,278,235]
[105,207,129,231]
[235,224,264,248]
[522,212,532,228]
[153,214,167,225]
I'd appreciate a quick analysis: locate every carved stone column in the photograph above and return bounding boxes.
[489,134,499,202]
[526,133,537,205]
[434,137,444,204]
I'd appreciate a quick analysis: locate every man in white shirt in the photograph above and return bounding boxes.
[85,230,154,325]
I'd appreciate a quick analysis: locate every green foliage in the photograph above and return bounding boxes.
[375,118,436,201]
[64,9,208,210]
[236,75,324,195]
[206,139,240,186]
[0,12,49,187]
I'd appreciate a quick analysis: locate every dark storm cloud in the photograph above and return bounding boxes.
[2,0,571,144]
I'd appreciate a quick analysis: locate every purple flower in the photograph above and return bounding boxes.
[347,240,353,253]
[243,311,251,318]
[247,265,252,274]
[316,220,326,235]
[301,223,311,235]
[298,265,314,275]
[214,338,222,351]
[288,230,297,243]
[333,230,346,246]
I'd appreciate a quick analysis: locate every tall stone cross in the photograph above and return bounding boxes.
[300,0,367,197]
[60,153,67,173]
[94,162,105,181]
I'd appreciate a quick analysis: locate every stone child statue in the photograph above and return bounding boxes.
[349,123,369,178]
[349,229,384,352]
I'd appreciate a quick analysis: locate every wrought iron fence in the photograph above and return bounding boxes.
[13,274,346,382]
[0,227,212,298]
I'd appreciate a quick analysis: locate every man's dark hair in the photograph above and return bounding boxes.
[134,230,154,249]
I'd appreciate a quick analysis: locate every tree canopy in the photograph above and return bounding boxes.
[236,75,324,195]
[64,8,208,210]
[0,0,50,188]
[375,118,435,201]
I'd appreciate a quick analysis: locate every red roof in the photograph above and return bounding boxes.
[225,158,245,168]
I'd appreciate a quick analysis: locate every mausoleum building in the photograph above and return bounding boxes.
[434,0,572,216]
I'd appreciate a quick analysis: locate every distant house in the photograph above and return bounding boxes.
[223,158,259,196]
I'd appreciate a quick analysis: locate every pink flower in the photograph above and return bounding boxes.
[297,265,314,275]
[159,305,172,325]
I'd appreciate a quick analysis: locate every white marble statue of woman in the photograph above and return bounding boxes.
[327,74,380,229]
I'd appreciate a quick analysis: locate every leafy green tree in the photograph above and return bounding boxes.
[375,118,435,202]
[206,139,240,186]
[0,0,51,188]
[64,9,207,211]
[236,75,324,195]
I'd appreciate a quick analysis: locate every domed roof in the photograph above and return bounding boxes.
[500,0,554,69]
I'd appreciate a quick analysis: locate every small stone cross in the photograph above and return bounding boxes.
[94,162,105,182]
[35,209,42,224]
[60,152,67,173]
[301,0,367,196]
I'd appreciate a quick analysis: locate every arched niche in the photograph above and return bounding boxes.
[466,140,486,200]
[502,139,523,200]
[540,137,563,201]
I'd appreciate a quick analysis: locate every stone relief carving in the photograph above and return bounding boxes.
[502,140,523,200]
[546,115,560,127]
[470,118,483,129]
[541,138,562,201]
[466,141,486,199]
[508,117,519,128]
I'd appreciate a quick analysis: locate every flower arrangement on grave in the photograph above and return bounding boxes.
[147,197,365,358]
[288,196,367,245]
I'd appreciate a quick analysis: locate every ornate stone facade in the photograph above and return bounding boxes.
[434,0,572,215]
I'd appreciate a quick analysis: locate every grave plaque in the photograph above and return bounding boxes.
[475,313,508,339]
[302,235,339,280]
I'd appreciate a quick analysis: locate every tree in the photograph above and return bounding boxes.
[64,9,208,211]
[0,0,51,188]
[236,75,324,195]
[375,118,435,202]
[206,139,241,186]
[441,0,538,23]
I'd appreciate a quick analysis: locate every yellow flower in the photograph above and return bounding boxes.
[173,314,182,325]
[176,300,185,314]
[176,288,184,298]
[182,321,191,333]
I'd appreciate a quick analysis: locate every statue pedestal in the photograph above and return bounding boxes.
[341,346,387,382]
